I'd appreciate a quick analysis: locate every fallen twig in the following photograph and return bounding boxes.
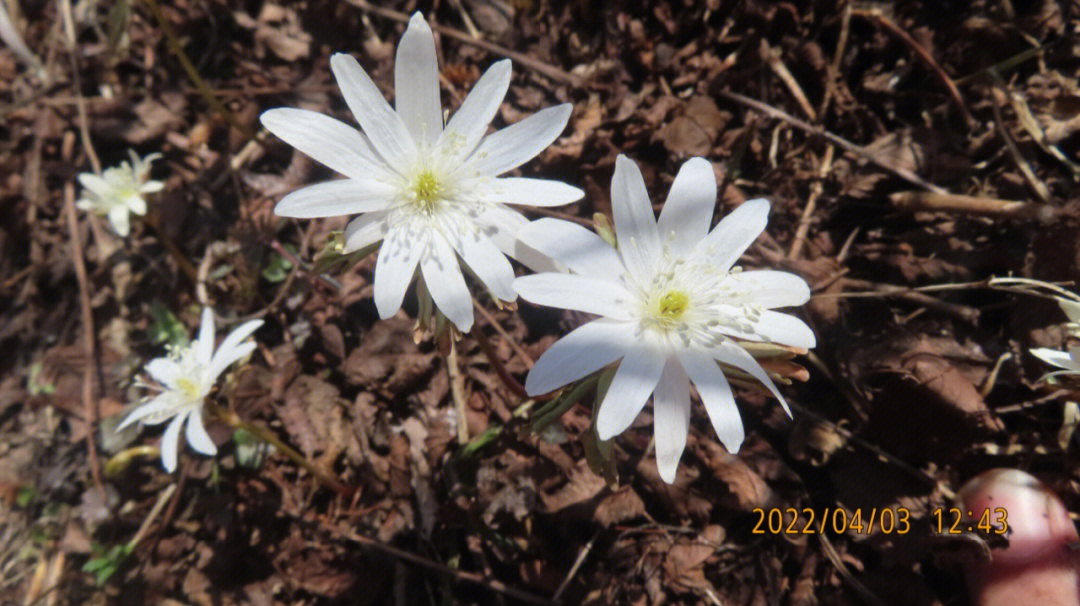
[62,179,104,495]
[852,8,976,129]
[889,191,1061,221]
[339,529,557,606]
[345,0,586,88]
[761,39,816,121]
[987,71,1051,202]
[832,277,981,323]
[789,145,834,259]
[719,90,947,194]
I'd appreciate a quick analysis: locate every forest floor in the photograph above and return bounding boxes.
[2,0,1080,604]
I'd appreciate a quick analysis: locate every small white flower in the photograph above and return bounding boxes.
[1030,297,1080,380]
[119,308,263,472]
[514,155,816,483]
[260,12,582,332]
[76,150,164,237]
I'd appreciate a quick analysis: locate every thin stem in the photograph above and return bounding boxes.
[63,180,104,495]
[139,0,254,139]
[472,324,528,399]
[447,339,470,444]
[205,402,355,498]
[142,213,199,283]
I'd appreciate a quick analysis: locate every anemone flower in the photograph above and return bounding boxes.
[260,13,582,331]
[119,308,263,472]
[514,155,815,482]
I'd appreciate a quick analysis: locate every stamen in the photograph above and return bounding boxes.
[411,170,443,212]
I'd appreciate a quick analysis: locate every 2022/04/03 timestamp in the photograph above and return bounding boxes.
[750,507,1009,535]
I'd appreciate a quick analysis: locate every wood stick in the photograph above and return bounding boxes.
[889,191,1060,221]
[346,0,586,88]
[853,8,976,129]
[719,90,948,194]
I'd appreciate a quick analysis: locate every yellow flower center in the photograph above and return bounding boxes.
[411,170,443,212]
[175,377,202,401]
[657,290,689,320]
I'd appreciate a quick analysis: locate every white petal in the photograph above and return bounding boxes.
[725,270,811,309]
[160,413,186,472]
[208,319,263,380]
[466,177,584,208]
[139,180,165,194]
[460,103,572,178]
[473,205,559,273]
[107,206,130,237]
[220,318,264,352]
[513,273,634,320]
[746,311,816,349]
[373,224,426,320]
[1031,348,1079,371]
[78,173,110,196]
[596,343,667,439]
[453,228,516,302]
[652,358,691,484]
[330,53,417,169]
[145,357,180,387]
[195,308,215,366]
[274,179,398,218]
[117,395,174,430]
[525,319,632,395]
[206,342,256,384]
[711,341,791,417]
[123,195,146,218]
[656,157,716,256]
[260,107,390,180]
[678,349,744,453]
[518,218,624,278]
[395,13,443,148]
[611,155,661,282]
[421,231,474,331]
[1060,299,1080,324]
[342,211,391,253]
[184,410,217,456]
[696,198,770,271]
[438,59,510,164]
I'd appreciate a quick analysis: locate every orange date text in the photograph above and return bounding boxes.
[751,507,912,535]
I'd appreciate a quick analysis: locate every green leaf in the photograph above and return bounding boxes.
[459,425,502,458]
[261,246,295,283]
[233,428,272,469]
[15,485,36,507]
[584,367,618,487]
[147,302,189,347]
[529,374,599,434]
[82,542,134,585]
[27,362,55,396]
[105,0,131,57]
[311,235,377,275]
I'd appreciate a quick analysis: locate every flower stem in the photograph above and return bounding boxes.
[141,213,199,283]
[472,325,528,399]
[447,339,470,445]
[206,402,355,498]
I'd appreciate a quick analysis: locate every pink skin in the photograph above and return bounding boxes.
[957,468,1080,606]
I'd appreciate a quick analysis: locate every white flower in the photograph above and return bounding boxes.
[76,151,164,237]
[118,308,263,472]
[259,12,582,332]
[1031,347,1080,379]
[513,155,816,483]
[1030,298,1080,380]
